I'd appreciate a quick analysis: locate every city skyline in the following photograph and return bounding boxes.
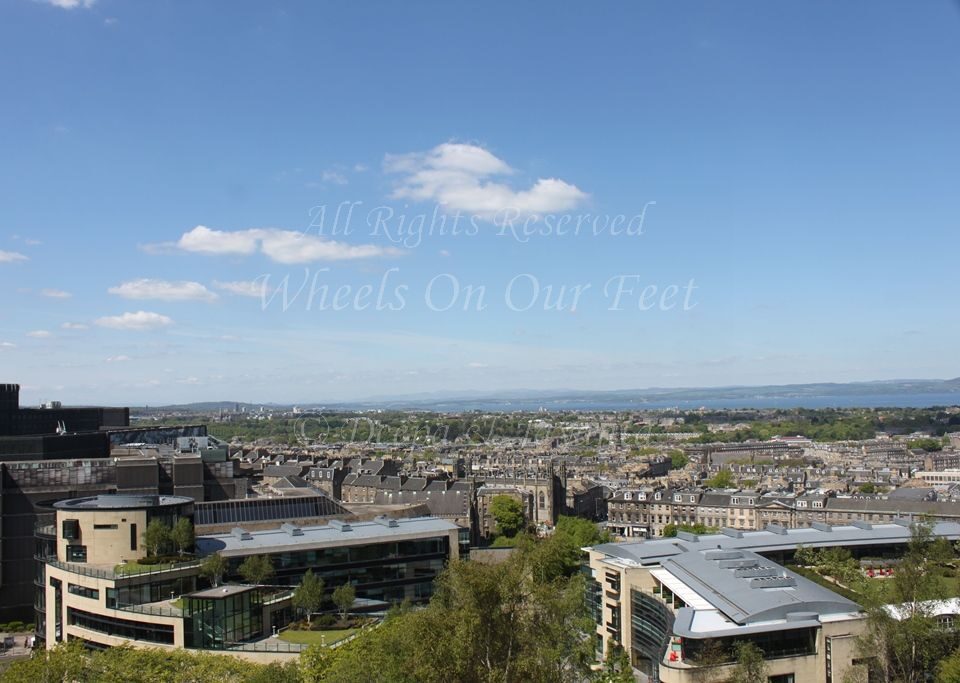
[2,1,959,404]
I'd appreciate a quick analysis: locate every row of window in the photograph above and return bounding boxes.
[66,607,174,645]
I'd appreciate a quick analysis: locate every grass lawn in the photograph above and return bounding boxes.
[113,558,196,575]
[278,627,360,645]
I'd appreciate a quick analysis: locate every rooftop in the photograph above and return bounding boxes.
[195,515,459,557]
[189,584,258,599]
[54,494,194,511]
[590,521,960,567]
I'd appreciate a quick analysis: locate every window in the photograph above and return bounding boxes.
[68,584,99,600]
[93,524,118,530]
[130,523,137,551]
[769,675,795,683]
[66,545,87,562]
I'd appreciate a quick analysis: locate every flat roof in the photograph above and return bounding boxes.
[589,521,960,566]
[195,516,459,558]
[189,584,257,599]
[54,494,194,511]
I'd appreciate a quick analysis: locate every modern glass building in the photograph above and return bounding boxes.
[38,494,462,661]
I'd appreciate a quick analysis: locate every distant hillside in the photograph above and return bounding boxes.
[135,378,960,413]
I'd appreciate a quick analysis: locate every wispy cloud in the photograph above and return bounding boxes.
[147,225,403,264]
[108,279,218,302]
[0,250,28,263]
[41,288,72,299]
[384,142,588,221]
[95,311,174,331]
[105,355,131,362]
[61,322,88,330]
[37,0,96,9]
[213,279,271,298]
[322,170,348,186]
[0,342,16,350]
[27,330,52,338]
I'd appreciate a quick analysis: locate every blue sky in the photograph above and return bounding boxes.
[1,1,959,405]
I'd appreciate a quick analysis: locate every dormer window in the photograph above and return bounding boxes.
[798,501,807,508]
[655,493,662,500]
[748,498,755,505]
[813,501,823,508]
[674,494,682,502]
[732,497,740,505]
[638,493,646,500]
[624,492,632,500]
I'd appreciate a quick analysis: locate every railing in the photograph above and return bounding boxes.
[44,557,201,581]
[114,602,183,619]
[226,638,308,654]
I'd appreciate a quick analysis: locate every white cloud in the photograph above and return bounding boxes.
[108,279,218,302]
[40,288,72,299]
[213,280,271,298]
[105,355,131,362]
[95,311,174,331]
[27,330,52,338]
[384,142,587,221]
[38,0,95,8]
[61,322,88,330]
[466,362,489,369]
[176,376,201,385]
[163,226,403,264]
[0,342,15,350]
[321,170,348,185]
[0,250,28,263]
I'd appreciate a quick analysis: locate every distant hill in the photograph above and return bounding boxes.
[136,378,960,413]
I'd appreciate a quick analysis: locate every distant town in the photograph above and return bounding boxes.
[5,379,960,680]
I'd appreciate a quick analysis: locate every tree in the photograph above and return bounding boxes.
[854,521,957,683]
[238,554,274,586]
[142,519,171,558]
[332,583,355,621]
[490,494,525,538]
[292,569,325,625]
[730,641,767,683]
[937,648,960,682]
[199,552,228,587]
[595,640,633,682]
[170,518,195,557]
[316,543,596,683]
[669,450,689,470]
[705,469,734,489]
[663,522,719,538]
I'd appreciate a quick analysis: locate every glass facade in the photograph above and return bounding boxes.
[106,576,197,609]
[67,607,174,645]
[227,536,450,604]
[184,588,263,650]
[194,496,347,525]
[681,627,817,663]
[630,589,674,679]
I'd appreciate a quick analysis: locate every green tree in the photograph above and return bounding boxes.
[292,569,325,625]
[170,517,195,557]
[317,546,595,683]
[854,521,957,683]
[669,450,689,469]
[332,583,356,622]
[937,648,960,683]
[595,640,633,682]
[238,554,275,586]
[490,494,525,538]
[705,469,734,488]
[730,641,767,683]
[142,519,171,558]
[200,552,228,587]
